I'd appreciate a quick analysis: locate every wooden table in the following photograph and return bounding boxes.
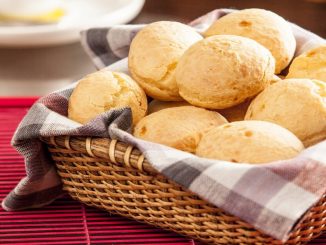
[1,0,325,96]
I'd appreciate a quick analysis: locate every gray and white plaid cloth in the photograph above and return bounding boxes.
[2,9,326,242]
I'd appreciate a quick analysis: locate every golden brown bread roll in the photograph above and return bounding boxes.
[245,79,326,146]
[175,35,275,109]
[286,44,326,81]
[196,120,304,164]
[128,21,202,101]
[134,106,227,153]
[204,8,296,74]
[68,70,147,125]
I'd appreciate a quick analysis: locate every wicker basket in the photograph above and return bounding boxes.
[42,136,326,244]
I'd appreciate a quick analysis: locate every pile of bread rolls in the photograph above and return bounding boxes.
[68,8,326,164]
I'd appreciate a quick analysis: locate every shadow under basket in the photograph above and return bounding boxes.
[42,136,326,245]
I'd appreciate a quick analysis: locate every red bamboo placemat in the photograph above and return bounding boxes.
[0,98,325,245]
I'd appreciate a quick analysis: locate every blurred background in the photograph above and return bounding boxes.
[0,0,325,97]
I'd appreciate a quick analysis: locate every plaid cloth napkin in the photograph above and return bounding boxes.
[2,9,326,242]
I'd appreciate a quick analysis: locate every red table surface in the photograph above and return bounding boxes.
[0,98,325,245]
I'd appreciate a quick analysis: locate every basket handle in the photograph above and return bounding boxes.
[44,136,155,174]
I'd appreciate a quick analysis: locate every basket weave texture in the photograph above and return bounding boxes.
[42,136,326,245]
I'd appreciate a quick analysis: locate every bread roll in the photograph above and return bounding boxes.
[245,79,326,146]
[286,44,326,81]
[134,106,227,153]
[68,70,147,125]
[128,21,202,101]
[175,35,275,109]
[148,100,190,114]
[196,120,304,164]
[204,8,296,74]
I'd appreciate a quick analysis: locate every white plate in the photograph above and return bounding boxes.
[0,0,145,47]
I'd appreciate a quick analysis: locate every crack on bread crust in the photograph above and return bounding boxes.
[130,62,182,101]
